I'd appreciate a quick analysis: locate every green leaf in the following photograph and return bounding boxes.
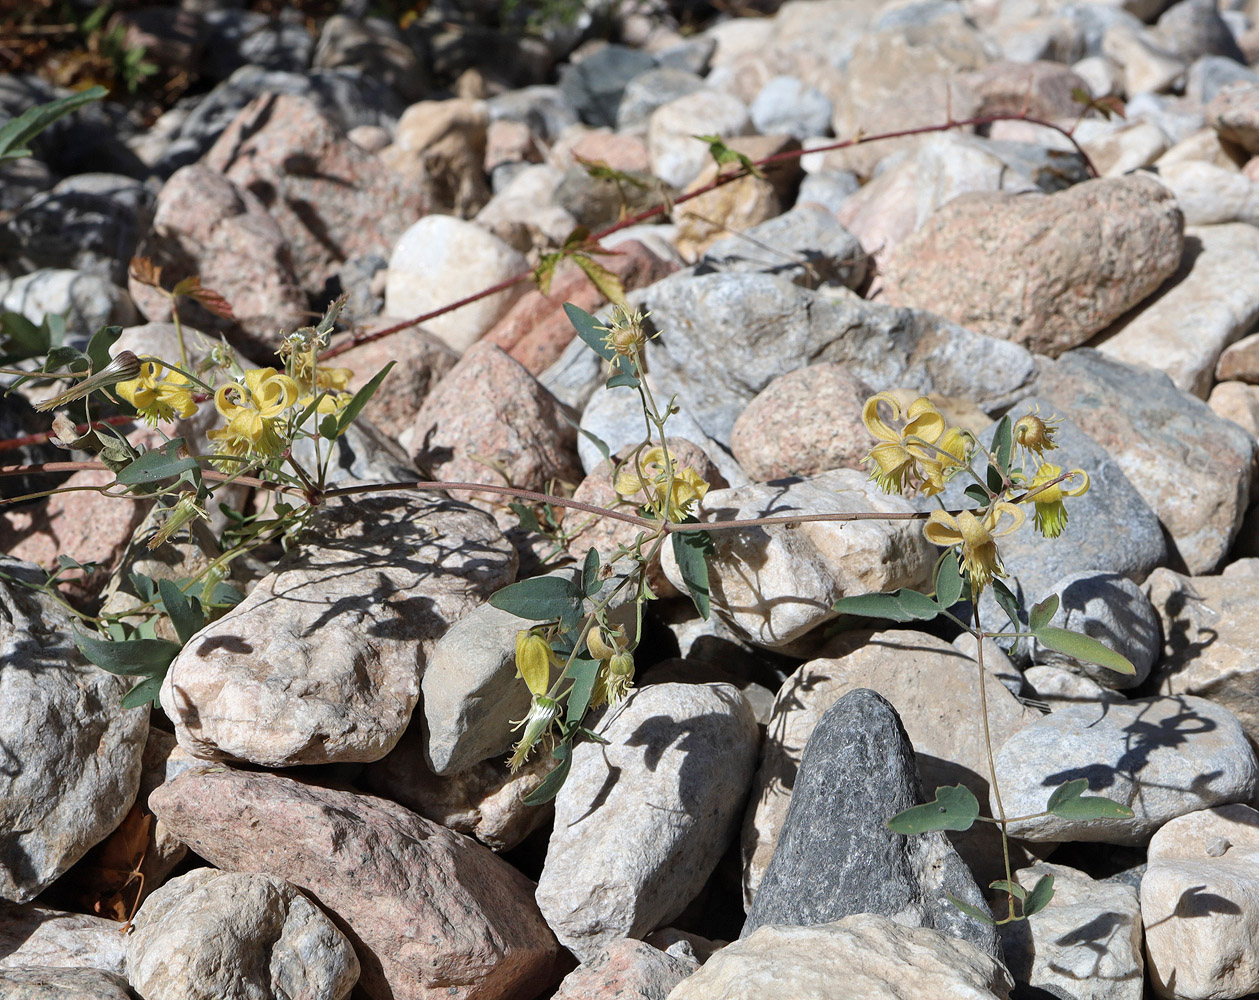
[992,415,1013,475]
[1029,594,1059,633]
[489,574,584,623]
[832,589,940,623]
[0,86,107,164]
[85,325,122,375]
[964,484,991,507]
[1033,625,1136,675]
[1024,874,1056,917]
[565,656,602,725]
[991,578,1023,632]
[606,371,640,389]
[121,674,164,709]
[581,548,601,597]
[523,742,573,805]
[0,311,50,362]
[74,630,181,678]
[672,528,713,620]
[946,894,996,925]
[990,879,1027,900]
[934,550,963,609]
[335,360,395,435]
[886,784,980,834]
[564,302,615,363]
[114,440,199,486]
[129,571,158,604]
[509,502,541,533]
[1046,778,1135,820]
[319,413,339,440]
[572,252,627,308]
[157,578,204,647]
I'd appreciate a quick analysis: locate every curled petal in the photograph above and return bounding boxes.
[923,510,964,547]
[862,392,902,443]
[1062,468,1090,498]
[986,501,1025,538]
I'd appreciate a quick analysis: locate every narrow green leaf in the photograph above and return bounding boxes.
[672,528,713,620]
[523,742,573,805]
[992,415,1013,476]
[113,440,198,486]
[509,502,541,533]
[0,86,106,163]
[1023,874,1056,917]
[157,578,204,647]
[946,894,996,925]
[1034,626,1136,675]
[1046,778,1135,820]
[991,578,1023,632]
[335,360,395,435]
[833,589,939,623]
[121,674,163,709]
[74,630,181,678]
[990,879,1027,900]
[581,548,601,597]
[564,302,615,363]
[935,550,962,609]
[0,311,49,361]
[886,784,980,834]
[565,656,602,725]
[489,574,584,623]
[1029,594,1059,633]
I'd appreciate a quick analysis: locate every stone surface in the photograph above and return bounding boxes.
[660,470,934,649]
[647,88,750,189]
[149,769,558,1000]
[551,938,697,1000]
[381,98,490,218]
[0,268,136,343]
[0,968,133,1000]
[1208,380,1259,443]
[744,689,998,956]
[0,902,127,974]
[161,492,516,766]
[742,631,1038,905]
[1000,862,1143,1000]
[0,558,148,902]
[1096,223,1259,398]
[1029,571,1161,690]
[127,868,359,1000]
[666,913,1013,1000]
[384,215,530,353]
[1154,160,1259,227]
[881,175,1184,357]
[1207,80,1259,154]
[994,694,1258,844]
[750,75,832,139]
[204,92,423,297]
[1033,349,1254,574]
[536,683,759,962]
[1217,330,1259,383]
[1143,804,1259,1000]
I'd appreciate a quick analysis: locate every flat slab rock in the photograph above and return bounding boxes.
[160,491,517,766]
[0,967,134,1000]
[148,768,558,1000]
[0,902,127,975]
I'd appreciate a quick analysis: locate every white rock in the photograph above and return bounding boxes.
[127,868,359,1000]
[536,683,759,961]
[647,89,750,189]
[0,268,136,342]
[384,215,530,352]
[1154,159,1259,226]
[475,163,577,245]
[1079,119,1170,176]
[1022,665,1125,711]
[0,902,128,975]
[1103,26,1185,95]
[665,913,1013,1000]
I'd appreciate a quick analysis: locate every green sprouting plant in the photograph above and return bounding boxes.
[0,85,106,166]
[79,4,157,95]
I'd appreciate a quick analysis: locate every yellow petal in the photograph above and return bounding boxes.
[514,632,553,697]
[985,501,1026,538]
[923,510,963,547]
[862,393,902,443]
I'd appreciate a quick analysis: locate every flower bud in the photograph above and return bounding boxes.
[586,627,624,661]
[514,631,553,698]
[33,351,144,412]
[1013,410,1060,458]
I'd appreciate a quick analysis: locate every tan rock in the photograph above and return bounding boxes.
[1207,80,1259,155]
[1217,330,1259,383]
[380,98,490,218]
[1208,381,1259,447]
[551,938,696,1000]
[0,902,127,974]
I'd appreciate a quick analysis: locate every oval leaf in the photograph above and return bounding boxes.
[113,440,198,486]
[1023,874,1056,917]
[564,302,614,363]
[935,550,962,609]
[74,630,181,678]
[886,784,980,834]
[672,528,713,621]
[121,674,164,709]
[1033,625,1135,675]
[565,656,602,725]
[834,589,939,623]
[522,743,573,805]
[946,894,996,925]
[1029,593,1059,633]
[582,548,601,597]
[1046,778,1135,820]
[989,879,1027,901]
[490,575,584,623]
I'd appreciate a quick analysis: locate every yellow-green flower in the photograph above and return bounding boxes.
[591,650,635,708]
[116,361,198,425]
[615,446,710,521]
[515,631,555,698]
[147,495,208,550]
[923,501,1025,594]
[212,367,299,461]
[598,305,650,358]
[862,393,966,496]
[508,695,560,772]
[1012,407,1061,461]
[1026,463,1089,539]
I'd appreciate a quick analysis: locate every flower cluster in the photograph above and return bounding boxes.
[862,393,970,497]
[615,446,710,522]
[283,334,354,416]
[586,626,635,708]
[208,367,299,466]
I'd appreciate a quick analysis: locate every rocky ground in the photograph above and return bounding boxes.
[4,0,1259,998]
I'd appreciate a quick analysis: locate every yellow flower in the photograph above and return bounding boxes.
[508,695,560,772]
[862,393,965,496]
[1012,407,1061,460]
[212,367,299,460]
[1025,463,1089,539]
[116,361,198,425]
[923,501,1025,594]
[590,650,635,708]
[614,446,710,521]
[515,631,555,698]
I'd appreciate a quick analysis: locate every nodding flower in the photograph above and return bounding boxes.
[33,351,144,412]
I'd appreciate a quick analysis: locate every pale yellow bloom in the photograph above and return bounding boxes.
[1026,463,1090,539]
[862,393,966,496]
[508,695,560,772]
[923,501,1025,594]
[591,650,635,708]
[212,367,299,460]
[116,361,197,425]
[598,305,650,358]
[515,631,555,698]
[1012,407,1061,461]
[615,446,710,521]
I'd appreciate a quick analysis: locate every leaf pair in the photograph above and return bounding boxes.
[887,779,1133,838]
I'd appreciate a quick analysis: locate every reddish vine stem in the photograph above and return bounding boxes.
[317,110,1098,362]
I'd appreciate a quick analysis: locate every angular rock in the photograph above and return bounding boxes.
[640,271,1037,449]
[128,868,358,1000]
[204,92,423,296]
[1207,80,1259,154]
[617,67,706,133]
[881,175,1184,357]
[1096,223,1259,398]
[667,913,1013,1000]
[1033,349,1254,574]
[0,902,127,975]
[552,938,696,1000]
[1143,804,1259,1000]
[161,492,516,766]
[0,558,148,902]
[1217,330,1259,383]
[381,98,490,218]
[660,470,934,649]
[560,44,656,129]
[647,89,750,189]
[384,215,530,353]
[536,683,759,961]
[475,163,574,247]
[0,268,136,343]
[743,631,1039,904]
[149,769,558,1000]
[0,967,133,1000]
[994,694,1258,843]
[1000,862,1143,1000]
[1208,380,1259,443]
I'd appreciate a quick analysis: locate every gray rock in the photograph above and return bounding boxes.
[1185,55,1259,106]
[796,170,862,213]
[560,44,657,128]
[994,694,1259,844]
[0,174,153,284]
[535,683,759,961]
[1030,571,1160,690]
[312,14,425,103]
[201,8,313,80]
[0,902,127,975]
[486,85,580,144]
[0,967,133,1000]
[160,492,516,766]
[539,326,605,412]
[288,414,418,487]
[750,76,833,140]
[0,557,148,902]
[1156,0,1246,64]
[1032,350,1254,574]
[0,269,136,345]
[551,937,696,999]
[696,203,866,290]
[638,272,1037,449]
[743,689,998,959]
[616,67,705,133]
[127,868,359,1000]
